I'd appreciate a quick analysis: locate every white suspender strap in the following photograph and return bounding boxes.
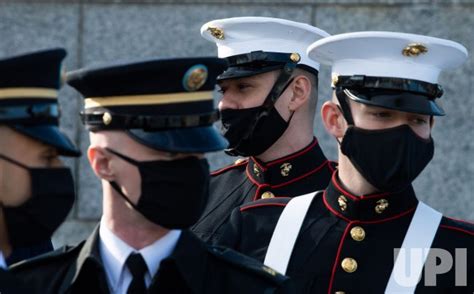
[385,201,442,294]
[263,191,321,274]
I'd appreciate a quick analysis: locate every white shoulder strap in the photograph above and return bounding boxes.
[263,191,321,274]
[385,201,442,294]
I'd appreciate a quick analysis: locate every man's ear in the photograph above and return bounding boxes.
[87,146,115,181]
[288,75,311,112]
[321,100,347,139]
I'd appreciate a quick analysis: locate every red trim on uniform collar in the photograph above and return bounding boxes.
[249,138,318,171]
[331,172,391,201]
[323,172,418,222]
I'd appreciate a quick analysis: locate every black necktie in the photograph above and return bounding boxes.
[126,253,148,294]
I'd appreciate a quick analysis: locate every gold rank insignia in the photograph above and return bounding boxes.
[338,195,348,212]
[280,162,292,177]
[402,43,428,57]
[253,164,261,177]
[375,199,389,214]
[102,112,112,125]
[207,26,225,40]
[183,65,208,92]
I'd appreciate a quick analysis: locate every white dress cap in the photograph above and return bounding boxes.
[201,16,330,71]
[307,31,468,85]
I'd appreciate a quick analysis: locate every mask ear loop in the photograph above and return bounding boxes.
[334,87,356,146]
[104,148,142,211]
[225,62,298,156]
[0,154,30,170]
[105,148,139,165]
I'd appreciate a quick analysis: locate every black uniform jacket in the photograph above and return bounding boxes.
[10,226,293,294]
[192,138,337,244]
[0,268,32,293]
[220,172,474,293]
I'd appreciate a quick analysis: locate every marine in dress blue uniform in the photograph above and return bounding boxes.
[220,32,474,293]
[191,17,337,244]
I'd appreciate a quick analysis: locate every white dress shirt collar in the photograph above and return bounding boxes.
[99,217,181,293]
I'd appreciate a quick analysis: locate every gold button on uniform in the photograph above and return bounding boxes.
[261,192,275,199]
[341,257,358,273]
[350,226,366,242]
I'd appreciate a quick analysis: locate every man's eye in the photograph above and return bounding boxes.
[414,117,428,125]
[237,84,251,90]
[371,112,391,118]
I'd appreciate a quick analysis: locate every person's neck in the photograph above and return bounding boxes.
[256,124,314,163]
[0,209,12,257]
[337,154,379,196]
[102,185,170,250]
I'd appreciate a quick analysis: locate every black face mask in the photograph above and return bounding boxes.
[0,154,75,248]
[220,106,292,157]
[106,149,210,229]
[340,124,434,192]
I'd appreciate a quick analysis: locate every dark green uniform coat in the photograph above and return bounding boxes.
[11,227,292,294]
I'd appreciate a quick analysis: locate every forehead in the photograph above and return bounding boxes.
[218,70,277,86]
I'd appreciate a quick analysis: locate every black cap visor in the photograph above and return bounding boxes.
[344,88,445,116]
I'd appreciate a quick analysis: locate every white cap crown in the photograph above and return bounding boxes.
[307,31,468,85]
[201,16,330,71]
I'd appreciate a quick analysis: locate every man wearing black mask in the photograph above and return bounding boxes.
[11,57,292,293]
[220,32,473,293]
[192,17,337,244]
[0,49,80,267]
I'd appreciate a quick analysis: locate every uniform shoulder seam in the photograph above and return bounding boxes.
[207,246,288,284]
[240,198,291,212]
[211,158,249,176]
[10,244,81,271]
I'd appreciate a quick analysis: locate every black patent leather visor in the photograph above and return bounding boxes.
[342,88,445,116]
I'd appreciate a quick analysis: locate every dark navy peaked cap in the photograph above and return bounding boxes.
[0,48,80,157]
[67,57,228,153]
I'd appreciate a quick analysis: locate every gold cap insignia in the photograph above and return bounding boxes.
[331,73,339,87]
[102,112,112,125]
[207,26,225,40]
[375,199,389,214]
[402,43,428,57]
[183,64,208,92]
[290,53,301,63]
[280,162,292,177]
